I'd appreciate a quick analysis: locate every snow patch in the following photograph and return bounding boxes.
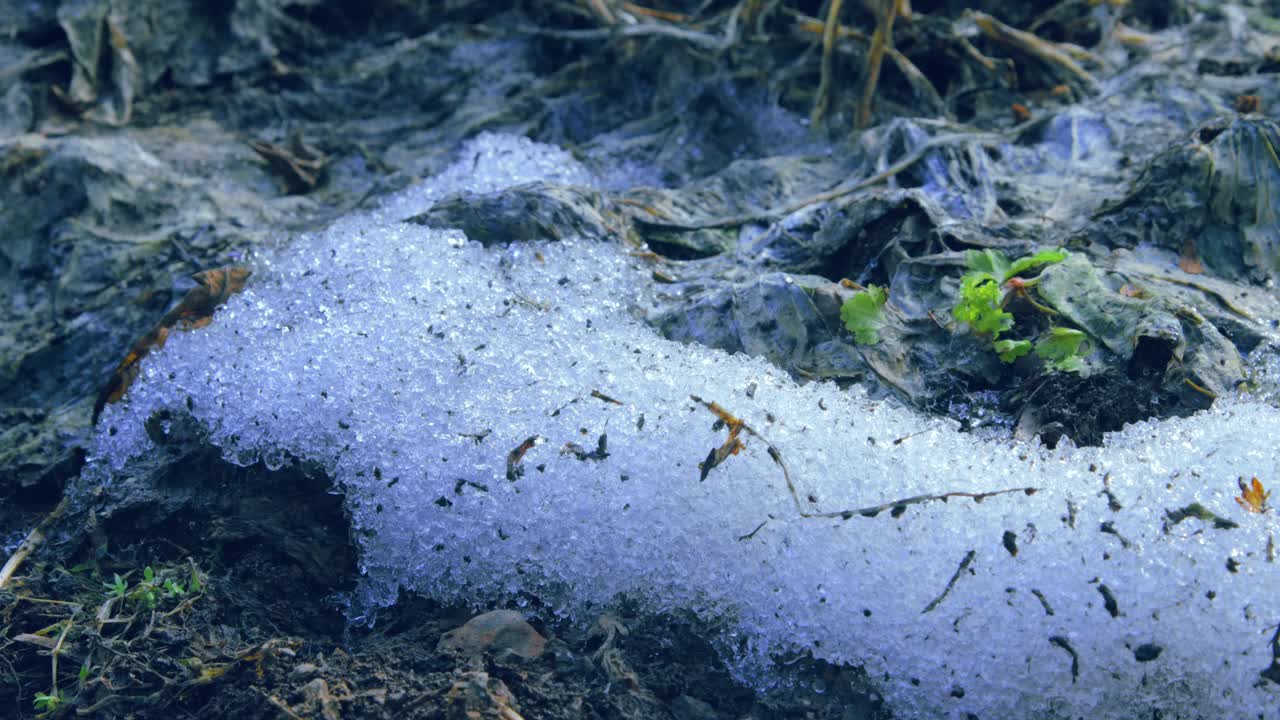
[84,133,1280,719]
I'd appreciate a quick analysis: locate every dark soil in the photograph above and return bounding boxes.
[1,456,888,720]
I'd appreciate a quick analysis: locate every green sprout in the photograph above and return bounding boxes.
[840,284,888,345]
[994,338,1032,362]
[103,573,127,599]
[952,248,1075,366]
[33,690,60,713]
[953,272,1014,337]
[1035,327,1090,372]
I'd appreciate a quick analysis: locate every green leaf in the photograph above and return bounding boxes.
[840,285,888,345]
[143,566,154,583]
[965,249,1013,281]
[1006,249,1068,279]
[994,339,1032,362]
[33,691,60,712]
[953,275,1013,337]
[1035,327,1089,372]
[965,248,1067,283]
[103,573,127,598]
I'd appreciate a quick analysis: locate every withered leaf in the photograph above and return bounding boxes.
[249,130,328,195]
[695,397,746,481]
[1177,239,1204,275]
[1237,477,1271,514]
[94,266,251,423]
[506,436,543,481]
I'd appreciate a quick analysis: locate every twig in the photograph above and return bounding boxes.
[0,498,69,591]
[583,0,617,24]
[741,0,767,29]
[519,13,738,51]
[970,11,1098,93]
[626,131,1003,230]
[788,9,950,117]
[738,519,770,541]
[857,0,901,128]
[266,694,306,720]
[811,0,846,127]
[690,395,1039,523]
[621,2,689,23]
[50,618,74,697]
[590,389,624,405]
[1049,635,1081,681]
[922,549,975,613]
[808,485,1039,520]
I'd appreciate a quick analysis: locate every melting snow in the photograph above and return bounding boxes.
[84,133,1280,719]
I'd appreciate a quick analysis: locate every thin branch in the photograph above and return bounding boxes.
[690,395,1039,523]
[788,9,948,118]
[857,0,901,128]
[583,0,617,24]
[49,618,75,697]
[922,550,975,613]
[811,0,846,127]
[0,498,69,591]
[970,10,1098,93]
[626,131,1003,230]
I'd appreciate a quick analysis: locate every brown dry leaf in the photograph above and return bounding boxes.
[1236,94,1261,114]
[697,399,746,481]
[1178,239,1204,274]
[249,130,328,195]
[94,266,251,423]
[1237,477,1271,514]
[505,435,543,481]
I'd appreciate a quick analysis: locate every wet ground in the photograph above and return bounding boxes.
[4,1,1280,717]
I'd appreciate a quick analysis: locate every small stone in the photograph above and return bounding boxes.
[1133,643,1163,662]
[438,609,546,660]
[291,662,320,678]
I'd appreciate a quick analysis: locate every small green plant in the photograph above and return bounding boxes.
[952,248,1087,370]
[33,690,60,713]
[954,272,1014,337]
[103,573,127,599]
[163,578,187,597]
[102,563,202,612]
[840,284,888,345]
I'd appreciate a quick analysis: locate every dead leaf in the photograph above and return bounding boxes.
[1236,94,1261,114]
[505,436,543,481]
[250,130,328,195]
[1237,477,1271,514]
[94,266,251,423]
[1178,239,1204,274]
[696,399,746,481]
